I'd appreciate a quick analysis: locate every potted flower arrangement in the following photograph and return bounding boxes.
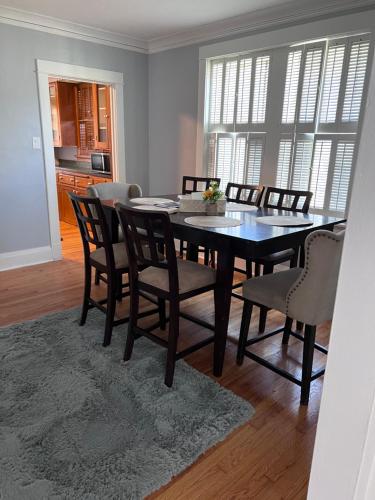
[202,181,225,215]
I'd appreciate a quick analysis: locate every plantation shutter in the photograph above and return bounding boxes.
[222,60,238,124]
[236,57,252,124]
[252,56,270,123]
[208,62,223,125]
[276,140,293,189]
[299,47,323,123]
[291,140,314,191]
[246,139,264,184]
[216,136,233,188]
[310,140,332,209]
[329,141,355,212]
[319,44,345,124]
[282,50,302,124]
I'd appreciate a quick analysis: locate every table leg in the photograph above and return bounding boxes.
[186,243,199,262]
[213,245,235,377]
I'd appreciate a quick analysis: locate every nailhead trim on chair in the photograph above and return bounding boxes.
[285,232,341,318]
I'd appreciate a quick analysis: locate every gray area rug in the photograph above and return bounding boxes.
[0,308,254,499]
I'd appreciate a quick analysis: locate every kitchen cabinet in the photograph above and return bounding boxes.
[48,81,77,147]
[93,84,111,150]
[75,83,95,160]
[56,169,111,225]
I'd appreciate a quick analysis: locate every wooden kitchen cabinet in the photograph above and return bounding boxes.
[75,83,95,160]
[56,169,111,225]
[48,81,77,147]
[93,84,111,150]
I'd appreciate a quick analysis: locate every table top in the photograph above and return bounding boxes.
[101,195,346,246]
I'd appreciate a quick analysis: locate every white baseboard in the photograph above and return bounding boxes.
[0,246,54,271]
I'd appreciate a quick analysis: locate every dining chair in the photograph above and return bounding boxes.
[69,193,159,347]
[115,203,218,387]
[253,186,313,333]
[237,229,344,405]
[225,182,264,205]
[179,175,221,266]
[88,182,142,284]
[223,183,264,296]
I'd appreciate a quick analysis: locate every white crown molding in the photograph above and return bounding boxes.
[0,5,148,53]
[148,0,375,53]
[0,1,374,55]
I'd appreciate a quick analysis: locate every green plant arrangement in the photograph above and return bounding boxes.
[202,181,224,204]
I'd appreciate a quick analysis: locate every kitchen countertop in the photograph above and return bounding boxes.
[56,166,112,178]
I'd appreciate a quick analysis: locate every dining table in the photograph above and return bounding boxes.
[101,195,346,378]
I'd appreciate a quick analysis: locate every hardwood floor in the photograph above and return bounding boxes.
[0,221,330,499]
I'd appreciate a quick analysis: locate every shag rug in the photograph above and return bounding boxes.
[0,308,254,499]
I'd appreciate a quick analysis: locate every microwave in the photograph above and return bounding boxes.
[91,153,111,173]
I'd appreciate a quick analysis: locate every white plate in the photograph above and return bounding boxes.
[184,216,242,228]
[226,203,258,212]
[133,205,178,214]
[256,215,313,227]
[131,197,175,205]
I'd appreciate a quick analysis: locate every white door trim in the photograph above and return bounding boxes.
[36,59,125,260]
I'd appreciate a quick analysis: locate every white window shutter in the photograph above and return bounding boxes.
[342,40,370,122]
[276,140,293,189]
[310,140,332,209]
[299,48,323,123]
[207,134,217,178]
[233,136,247,183]
[222,60,238,125]
[329,141,355,212]
[216,136,233,188]
[320,44,345,124]
[209,62,223,124]
[252,56,270,123]
[292,140,313,190]
[236,58,252,124]
[246,139,264,184]
[282,50,302,124]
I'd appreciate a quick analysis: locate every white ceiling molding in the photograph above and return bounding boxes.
[0,1,374,55]
[0,5,148,53]
[147,0,375,53]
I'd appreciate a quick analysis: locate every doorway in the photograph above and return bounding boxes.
[36,60,125,261]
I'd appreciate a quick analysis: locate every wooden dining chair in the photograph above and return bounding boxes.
[225,182,264,205]
[253,186,313,333]
[87,182,142,285]
[69,193,159,347]
[179,175,221,266]
[237,229,345,405]
[115,203,218,387]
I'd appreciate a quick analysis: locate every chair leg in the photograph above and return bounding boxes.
[282,316,293,345]
[209,249,216,269]
[103,275,117,347]
[237,301,253,365]
[158,298,166,330]
[179,240,184,258]
[290,247,299,268]
[204,247,210,266]
[94,269,100,285]
[296,321,304,331]
[116,272,123,302]
[124,286,139,361]
[164,299,180,387]
[245,259,253,279]
[259,263,274,333]
[79,262,92,326]
[255,263,261,277]
[300,324,317,405]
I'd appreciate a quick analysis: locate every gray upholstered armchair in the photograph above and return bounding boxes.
[237,229,345,405]
[87,182,142,285]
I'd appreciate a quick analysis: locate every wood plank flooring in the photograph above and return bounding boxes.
[0,221,330,499]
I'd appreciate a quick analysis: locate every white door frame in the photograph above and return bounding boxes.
[36,59,125,260]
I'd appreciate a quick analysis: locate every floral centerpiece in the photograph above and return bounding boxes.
[202,181,225,215]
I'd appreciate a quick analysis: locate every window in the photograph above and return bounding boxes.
[204,34,370,215]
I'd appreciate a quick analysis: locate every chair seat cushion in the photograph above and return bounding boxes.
[243,268,302,312]
[254,248,295,264]
[139,260,216,294]
[90,243,128,270]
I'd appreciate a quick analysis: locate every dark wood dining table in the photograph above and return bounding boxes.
[101,195,346,378]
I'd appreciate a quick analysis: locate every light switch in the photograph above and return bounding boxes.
[32,136,41,149]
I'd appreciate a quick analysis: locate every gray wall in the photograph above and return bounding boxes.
[0,23,148,253]
[148,45,199,195]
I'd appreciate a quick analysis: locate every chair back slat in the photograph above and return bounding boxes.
[225,183,263,206]
[182,176,221,194]
[69,192,115,270]
[263,187,313,213]
[115,204,178,294]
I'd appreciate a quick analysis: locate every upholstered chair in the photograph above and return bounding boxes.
[237,229,345,405]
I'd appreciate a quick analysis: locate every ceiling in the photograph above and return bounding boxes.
[0,0,368,42]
